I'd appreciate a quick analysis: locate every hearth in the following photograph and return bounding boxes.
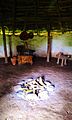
[14,76,55,100]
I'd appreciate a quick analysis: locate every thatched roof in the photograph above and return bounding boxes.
[0,0,72,31]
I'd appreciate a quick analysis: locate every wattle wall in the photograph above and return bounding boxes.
[0,32,72,60]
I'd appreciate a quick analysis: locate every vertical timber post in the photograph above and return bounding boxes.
[47,30,52,62]
[2,26,8,63]
[8,35,12,58]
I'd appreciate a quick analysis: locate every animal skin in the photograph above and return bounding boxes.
[56,52,71,66]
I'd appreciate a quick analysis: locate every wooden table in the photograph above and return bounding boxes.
[18,55,33,65]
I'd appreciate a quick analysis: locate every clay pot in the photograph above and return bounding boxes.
[11,56,17,65]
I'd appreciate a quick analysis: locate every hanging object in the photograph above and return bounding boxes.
[19,31,34,40]
[28,32,34,39]
[19,31,29,40]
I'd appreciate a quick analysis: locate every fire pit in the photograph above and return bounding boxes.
[14,76,55,100]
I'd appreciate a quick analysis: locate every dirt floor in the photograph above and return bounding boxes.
[0,57,72,120]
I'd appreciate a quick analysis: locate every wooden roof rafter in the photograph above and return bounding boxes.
[0,0,72,31]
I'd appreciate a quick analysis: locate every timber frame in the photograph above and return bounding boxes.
[0,0,72,63]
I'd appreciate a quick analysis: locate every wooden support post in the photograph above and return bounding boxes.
[2,26,8,63]
[47,30,52,62]
[8,35,12,58]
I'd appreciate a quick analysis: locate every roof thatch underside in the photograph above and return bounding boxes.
[0,0,72,31]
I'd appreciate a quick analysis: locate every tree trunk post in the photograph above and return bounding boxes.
[2,26,8,63]
[8,35,12,58]
[47,30,52,62]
